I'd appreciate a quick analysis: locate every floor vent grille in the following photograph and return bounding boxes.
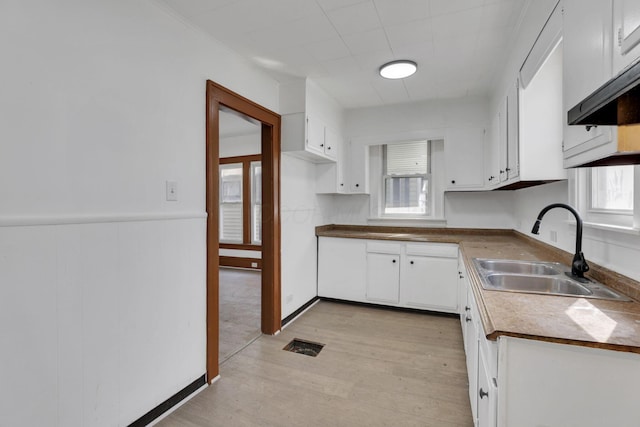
[283,338,325,357]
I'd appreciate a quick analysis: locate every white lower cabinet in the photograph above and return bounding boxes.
[318,237,458,313]
[366,247,401,304]
[317,237,367,302]
[460,257,640,427]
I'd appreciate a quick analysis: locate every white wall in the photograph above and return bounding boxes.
[0,0,280,425]
[219,133,261,158]
[281,154,327,318]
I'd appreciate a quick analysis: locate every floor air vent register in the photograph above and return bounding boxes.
[283,338,325,357]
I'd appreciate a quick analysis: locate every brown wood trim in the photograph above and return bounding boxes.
[219,243,262,251]
[242,160,251,244]
[206,80,281,383]
[219,256,262,270]
[220,154,261,164]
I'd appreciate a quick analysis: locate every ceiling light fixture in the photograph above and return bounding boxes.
[379,60,417,79]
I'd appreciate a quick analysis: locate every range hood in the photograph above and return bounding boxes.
[568,59,640,167]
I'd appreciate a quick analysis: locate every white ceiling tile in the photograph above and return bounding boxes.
[321,55,363,77]
[371,78,411,104]
[431,7,483,40]
[384,19,433,51]
[373,0,429,26]
[247,14,337,50]
[480,1,518,30]
[316,0,368,12]
[326,1,382,35]
[304,38,352,62]
[353,50,396,75]
[430,0,484,17]
[342,28,390,55]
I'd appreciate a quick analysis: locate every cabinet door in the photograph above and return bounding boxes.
[562,0,615,156]
[318,237,367,301]
[401,255,458,312]
[506,80,519,181]
[445,128,485,190]
[349,142,369,194]
[477,347,497,427]
[306,115,326,154]
[613,0,640,74]
[323,126,339,160]
[465,289,479,423]
[498,98,508,183]
[366,252,400,304]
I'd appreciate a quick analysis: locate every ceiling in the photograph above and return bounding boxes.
[159,0,527,109]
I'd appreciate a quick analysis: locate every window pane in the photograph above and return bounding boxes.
[220,163,243,242]
[591,165,634,211]
[251,162,262,244]
[384,176,428,215]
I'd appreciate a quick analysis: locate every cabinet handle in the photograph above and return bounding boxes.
[320,143,324,147]
[327,146,331,150]
[410,260,414,265]
[392,259,397,263]
[499,170,505,174]
[505,167,511,172]
[465,316,472,322]
[479,388,489,399]
[465,306,470,311]
[355,184,359,187]
[488,176,495,181]
[586,125,597,132]
[451,180,456,184]
[340,183,344,186]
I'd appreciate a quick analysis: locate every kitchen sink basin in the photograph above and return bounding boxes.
[476,259,562,276]
[472,258,631,301]
[485,274,591,296]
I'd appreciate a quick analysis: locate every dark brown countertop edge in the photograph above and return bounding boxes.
[316,223,640,353]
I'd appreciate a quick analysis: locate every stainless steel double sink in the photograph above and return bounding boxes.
[472,258,631,301]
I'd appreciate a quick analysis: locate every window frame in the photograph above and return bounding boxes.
[380,141,432,218]
[573,166,640,230]
[219,154,262,249]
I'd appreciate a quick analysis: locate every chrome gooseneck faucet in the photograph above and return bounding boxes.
[531,203,589,278]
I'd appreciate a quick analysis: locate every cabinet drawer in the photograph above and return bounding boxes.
[366,241,402,255]
[405,243,458,258]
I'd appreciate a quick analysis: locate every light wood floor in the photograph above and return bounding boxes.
[160,301,472,427]
[219,268,261,362]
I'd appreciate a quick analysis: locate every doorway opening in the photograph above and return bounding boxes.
[218,107,263,362]
[206,81,281,382]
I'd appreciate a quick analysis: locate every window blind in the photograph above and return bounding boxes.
[385,141,428,175]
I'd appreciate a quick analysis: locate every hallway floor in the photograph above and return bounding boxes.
[159,301,472,427]
[219,267,261,363]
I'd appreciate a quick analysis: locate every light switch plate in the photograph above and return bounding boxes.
[166,181,178,201]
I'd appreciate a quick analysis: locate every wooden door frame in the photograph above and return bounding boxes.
[206,80,281,382]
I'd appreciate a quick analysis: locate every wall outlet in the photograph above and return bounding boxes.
[286,294,293,304]
[550,230,557,243]
[251,262,258,268]
[166,181,178,201]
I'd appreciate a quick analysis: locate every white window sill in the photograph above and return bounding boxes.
[581,221,640,235]
[367,217,447,227]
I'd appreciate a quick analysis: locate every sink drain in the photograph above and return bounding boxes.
[283,338,325,357]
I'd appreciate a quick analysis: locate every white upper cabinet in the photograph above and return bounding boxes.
[562,0,618,167]
[444,128,486,191]
[613,0,640,74]
[280,79,343,163]
[348,142,369,194]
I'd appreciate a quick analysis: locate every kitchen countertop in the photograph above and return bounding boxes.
[316,224,640,354]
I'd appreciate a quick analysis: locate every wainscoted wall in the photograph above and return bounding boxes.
[0,216,206,426]
[0,0,279,425]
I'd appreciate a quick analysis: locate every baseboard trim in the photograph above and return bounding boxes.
[319,297,459,318]
[128,374,206,427]
[281,296,319,327]
[219,256,262,270]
